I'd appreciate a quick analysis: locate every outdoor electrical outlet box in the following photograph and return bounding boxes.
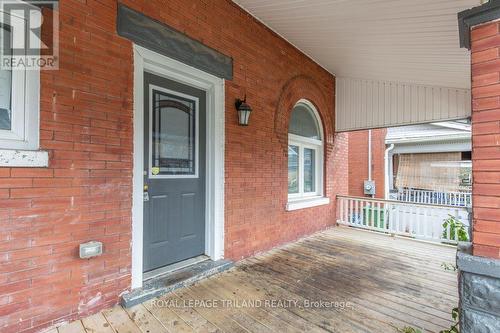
[79,241,103,259]
[364,180,376,195]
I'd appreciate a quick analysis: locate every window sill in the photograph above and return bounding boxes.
[0,149,49,167]
[286,196,330,211]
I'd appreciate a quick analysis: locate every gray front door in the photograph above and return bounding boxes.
[143,72,206,273]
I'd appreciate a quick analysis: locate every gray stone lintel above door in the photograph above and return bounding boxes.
[117,4,233,80]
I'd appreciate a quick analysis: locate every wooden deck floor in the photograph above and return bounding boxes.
[55,227,458,333]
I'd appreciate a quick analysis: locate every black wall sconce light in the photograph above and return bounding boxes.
[235,96,252,126]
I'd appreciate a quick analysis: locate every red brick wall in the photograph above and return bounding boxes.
[333,133,349,196]
[347,129,386,199]
[470,21,500,260]
[0,1,346,332]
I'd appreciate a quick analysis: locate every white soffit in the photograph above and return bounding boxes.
[233,0,479,89]
[233,0,480,131]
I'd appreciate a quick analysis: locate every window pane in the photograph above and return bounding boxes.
[288,145,299,194]
[0,24,12,131]
[304,148,315,193]
[152,90,196,175]
[289,104,320,139]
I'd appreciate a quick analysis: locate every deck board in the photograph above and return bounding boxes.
[142,300,194,333]
[57,227,457,333]
[80,313,114,333]
[124,304,170,333]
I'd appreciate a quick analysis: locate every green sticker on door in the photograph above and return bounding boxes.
[151,167,160,175]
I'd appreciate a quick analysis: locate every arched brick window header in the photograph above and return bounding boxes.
[274,75,334,153]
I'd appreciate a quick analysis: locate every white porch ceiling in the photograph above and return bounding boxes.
[234,0,480,90]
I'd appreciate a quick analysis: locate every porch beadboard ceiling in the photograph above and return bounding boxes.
[233,0,480,90]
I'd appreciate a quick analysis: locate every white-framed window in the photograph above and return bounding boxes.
[0,6,40,151]
[287,100,329,211]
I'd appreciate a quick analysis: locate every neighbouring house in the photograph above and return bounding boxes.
[387,121,472,204]
[348,122,472,206]
[0,0,499,332]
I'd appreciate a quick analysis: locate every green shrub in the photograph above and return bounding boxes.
[442,215,468,242]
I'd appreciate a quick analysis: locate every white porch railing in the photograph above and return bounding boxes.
[396,188,472,207]
[336,195,470,244]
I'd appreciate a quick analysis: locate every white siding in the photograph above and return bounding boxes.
[336,78,471,132]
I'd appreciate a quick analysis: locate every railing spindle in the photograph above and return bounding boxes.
[376,201,380,230]
[345,198,349,223]
[350,199,353,224]
[370,201,375,228]
[339,198,344,224]
[355,200,359,225]
[362,200,366,226]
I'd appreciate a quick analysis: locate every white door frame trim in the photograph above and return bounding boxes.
[132,44,225,289]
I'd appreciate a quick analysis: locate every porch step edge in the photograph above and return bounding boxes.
[121,259,234,308]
